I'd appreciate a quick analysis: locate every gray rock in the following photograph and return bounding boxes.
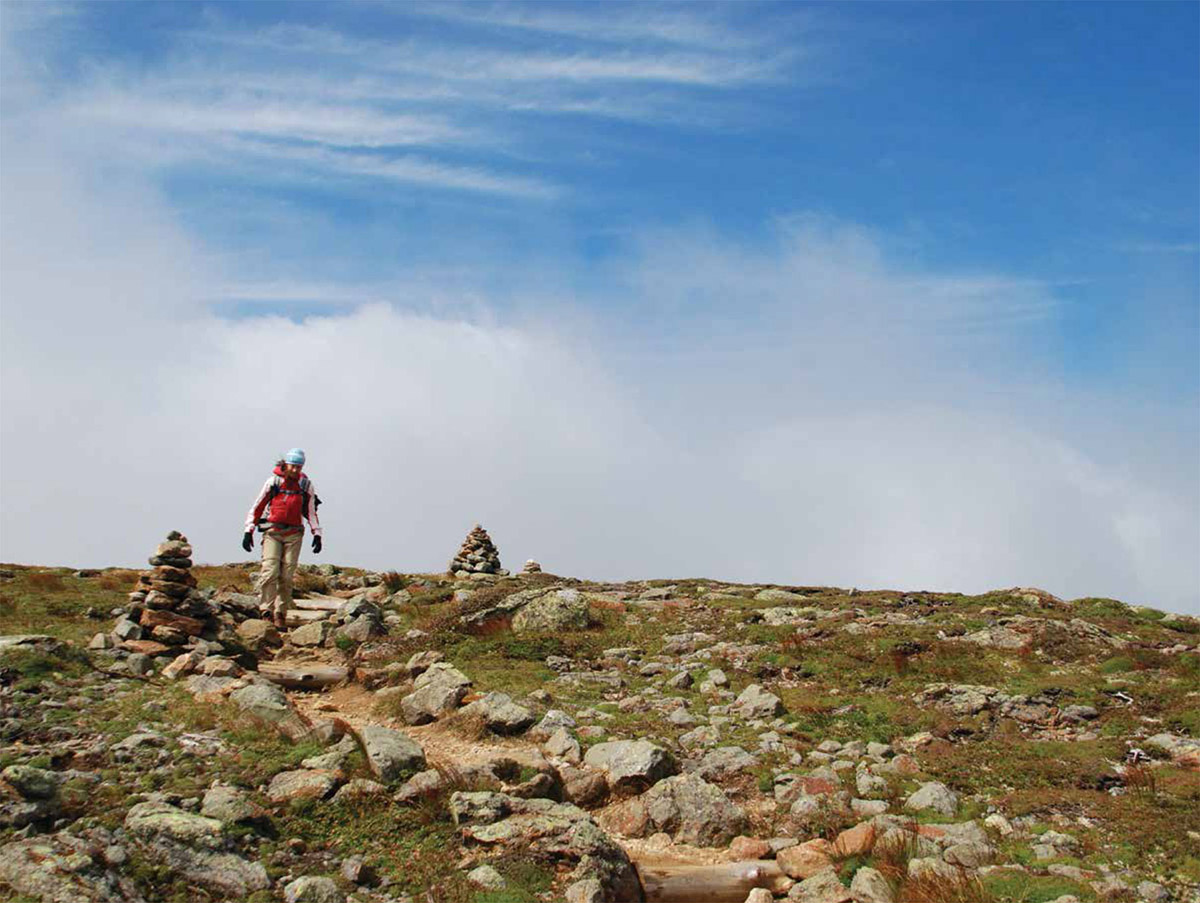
[850,866,894,903]
[904,781,959,816]
[584,739,678,794]
[3,764,59,800]
[229,682,311,741]
[466,864,507,889]
[400,681,467,725]
[512,588,591,632]
[405,650,442,676]
[787,867,852,902]
[284,875,345,903]
[637,773,747,845]
[690,746,759,781]
[544,727,583,763]
[340,854,378,885]
[266,770,340,803]
[200,784,262,825]
[448,791,640,901]
[290,620,334,647]
[358,725,426,781]
[731,684,785,718]
[332,779,388,804]
[461,691,536,735]
[124,800,269,897]
[413,661,472,691]
[565,878,605,903]
[0,832,146,903]
[755,588,809,604]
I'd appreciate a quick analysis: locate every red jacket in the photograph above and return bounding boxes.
[245,466,323,535]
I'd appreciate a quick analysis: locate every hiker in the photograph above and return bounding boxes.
[243,448,323,629]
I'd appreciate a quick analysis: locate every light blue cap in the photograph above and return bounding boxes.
[284,448,306,466]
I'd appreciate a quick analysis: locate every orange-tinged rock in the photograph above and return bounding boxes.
[121,639,172,656]
[778,841,833,879]
[140,608,205,636]
[834,822,875,857]
[727,835,771,860]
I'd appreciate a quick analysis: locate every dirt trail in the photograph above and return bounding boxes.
[275,651,729,869]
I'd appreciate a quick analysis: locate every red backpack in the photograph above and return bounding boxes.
[257,472,321,531]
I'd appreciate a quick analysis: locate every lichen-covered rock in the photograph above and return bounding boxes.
[604,773,747,846]
[284,875,345,902]
[200,784,265,826]
[449,791,640,902]
[512,588,591,633]
[357,725,426,781]
[0,832,146,903]
[124,800,269,897]
[3,763,59,800]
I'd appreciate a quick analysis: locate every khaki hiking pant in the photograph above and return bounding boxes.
[257,529,303,620]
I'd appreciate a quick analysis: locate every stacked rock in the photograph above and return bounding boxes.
[522,560,543,575]
[448,524,505,577]
[101,532,221,666]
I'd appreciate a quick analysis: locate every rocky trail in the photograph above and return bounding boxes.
[2,528,1199,903]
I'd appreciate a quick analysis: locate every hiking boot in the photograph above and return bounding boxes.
[273,613,288,631]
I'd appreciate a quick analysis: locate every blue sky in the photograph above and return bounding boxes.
[2,2,1197,611]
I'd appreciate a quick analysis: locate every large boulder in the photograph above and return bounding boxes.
[603,774,746,846]
[124,800,269,897]
[357,725,426,781]
[450,791,641,902]
[512,588,591,633]
[0,832,145,903]
[584,740,678,795]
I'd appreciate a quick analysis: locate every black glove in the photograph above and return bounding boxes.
[312,535,322,555]
[242,532,253,553]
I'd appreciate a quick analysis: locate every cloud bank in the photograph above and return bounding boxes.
[1,128,1195,615]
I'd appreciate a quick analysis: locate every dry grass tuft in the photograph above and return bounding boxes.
[27,572,66,592]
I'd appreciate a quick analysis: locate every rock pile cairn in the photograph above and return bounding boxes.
[92,531,249,677]
[449,523,507,577]
[522,559,542,574]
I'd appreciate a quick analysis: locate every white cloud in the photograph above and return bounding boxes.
[2,127,1196,615]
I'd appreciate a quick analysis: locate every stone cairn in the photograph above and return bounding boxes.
[522,559,542,574]
[92,532,222,671]
[449,523,506,577]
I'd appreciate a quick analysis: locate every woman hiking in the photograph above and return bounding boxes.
[242,448,323,629]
